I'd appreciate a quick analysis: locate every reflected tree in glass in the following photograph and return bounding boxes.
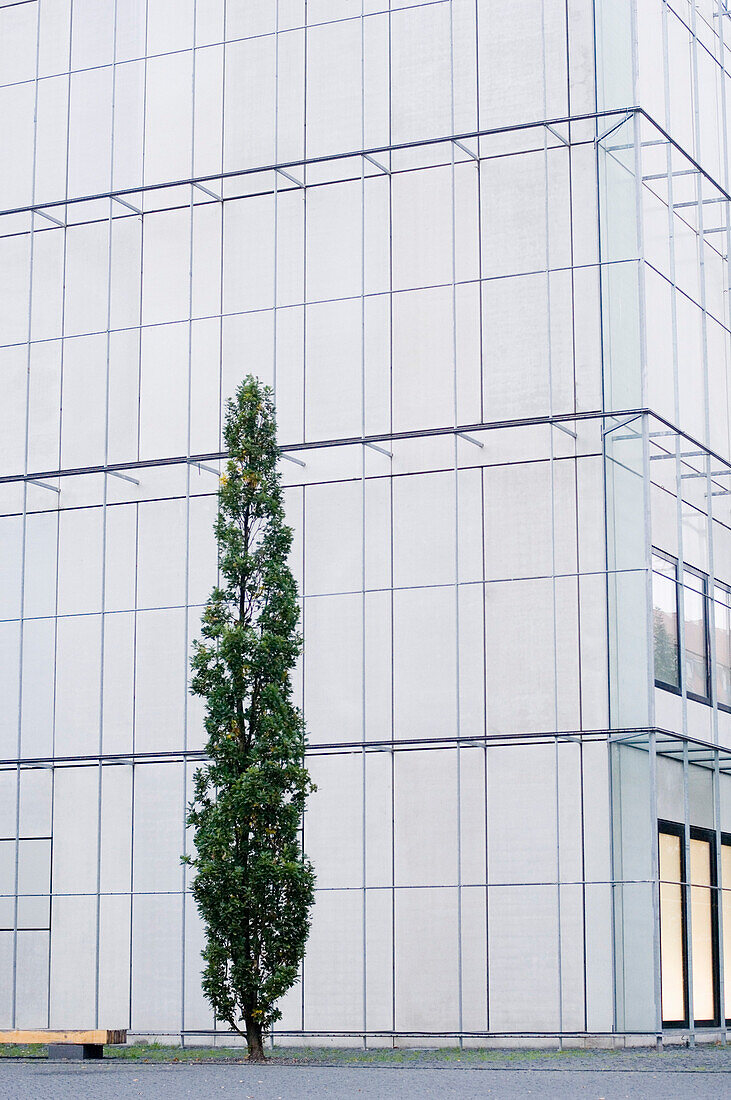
[653,554,680,690]
[654,606,679,688]
[183,377,316,1062]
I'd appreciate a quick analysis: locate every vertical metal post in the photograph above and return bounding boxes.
[94,0,122,1029]
[180,0,199,1042]
[634,94,663,1040]
[646,419,664,1045]
[449,0,464,1050]
[712,750,726,1041]
[683,740,696,1045]
[360,0,367,1048]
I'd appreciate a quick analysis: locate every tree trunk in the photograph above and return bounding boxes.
[245,1017,266,1062]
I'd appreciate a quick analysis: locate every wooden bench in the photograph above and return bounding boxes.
[0,1029,127,1060]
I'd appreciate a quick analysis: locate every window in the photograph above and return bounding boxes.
[653,551,680,692]
[652,552,711,705]
[713,583,731,711]
[689,834,716,1023]
[683,567,710,703]
[658,821,720,1028]
[659,826,686,1024]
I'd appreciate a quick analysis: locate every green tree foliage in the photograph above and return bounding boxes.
[184,377,315,1062]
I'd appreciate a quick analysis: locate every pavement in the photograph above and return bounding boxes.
[0,1048,730,1099]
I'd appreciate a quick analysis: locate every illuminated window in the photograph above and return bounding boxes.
[659,828,686,1024]
[658,822,720,1028]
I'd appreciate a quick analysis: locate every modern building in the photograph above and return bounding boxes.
[1,0,731,1047]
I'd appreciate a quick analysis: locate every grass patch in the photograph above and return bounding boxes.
[1,1041,728,1065]
[0,1043,605,1065]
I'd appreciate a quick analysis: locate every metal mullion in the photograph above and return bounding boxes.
[448,0,463,1049]
[387,0,395,1045]
[43,0,76,1029]
[359,0,367,1049]
[564,2,589,1018]
[480,458,489,1032]
[473,0,485,426]
[128,0,151,1034]
[93,0,121,1033]
[272,1,281,408]
[648,722,663,1047]
[210,14,226,1051]
[179,3,198,1046]
[12,0,44,1033]
[717,0,731,416]
[660,0,690,755]
[541,1,571,1041]
[683,739,696,1042]
[717,25,731,1039]
[299,0,309,1038]
[688,0,721,752]
[639,418,663,1042]
[712,749,727,1039]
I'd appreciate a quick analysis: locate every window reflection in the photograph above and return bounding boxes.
[652,552,712,705]
[653,552,680,690]
[714,585,731,710]
[683,569,709,702]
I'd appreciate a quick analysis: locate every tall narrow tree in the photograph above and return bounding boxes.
[184,376,315,1062]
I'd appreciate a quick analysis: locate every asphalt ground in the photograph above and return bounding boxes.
[0,1047,730,1100]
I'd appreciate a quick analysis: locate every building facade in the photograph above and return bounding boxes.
[1,0,731,1045]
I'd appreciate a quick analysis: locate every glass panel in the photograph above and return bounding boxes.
[714,586,731,709]
[689,837,715,1023]
[659,831,685,1023]
[653,554,680,689]
[722,845,731,1023]
[684,570,710,701]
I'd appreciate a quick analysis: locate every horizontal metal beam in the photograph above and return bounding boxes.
[363,153,390,175]
[0,109,634,221]
[107,470,140,486]
[27,479,59,494]
[0,408,626,486]
[188,460,220,476]
[192,182,221,202]
[456,432,484,448]
[363,441,392,458]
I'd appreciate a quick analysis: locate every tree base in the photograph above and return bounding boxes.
[245,1020,266,1062]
